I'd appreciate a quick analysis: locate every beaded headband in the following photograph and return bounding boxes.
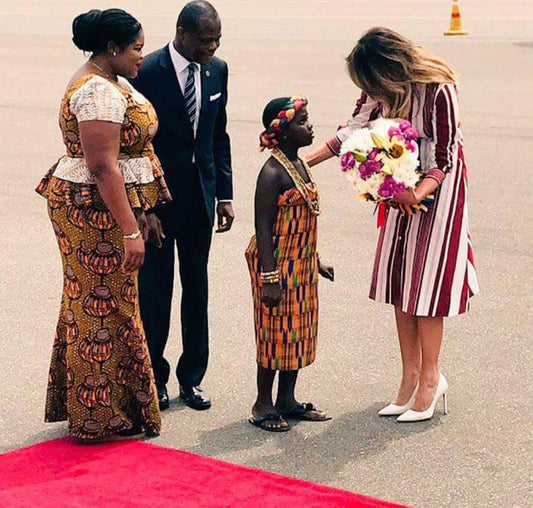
[259,95,308,151]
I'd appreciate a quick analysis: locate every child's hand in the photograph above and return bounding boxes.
[318,258,335,282]
[262,282,282,308]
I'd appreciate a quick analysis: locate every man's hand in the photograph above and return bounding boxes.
[144,212,165,248]
[138,212,149,241]
[216,202,235,233]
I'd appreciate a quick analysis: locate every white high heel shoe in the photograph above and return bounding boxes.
[378,384,418,416]
[396,373,448,422]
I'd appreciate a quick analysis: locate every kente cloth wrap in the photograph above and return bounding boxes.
[259,95,308,151]
[245,175,320,371]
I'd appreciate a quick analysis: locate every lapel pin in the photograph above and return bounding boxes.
[205,70,210,77]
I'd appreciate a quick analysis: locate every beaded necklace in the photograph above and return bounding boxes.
[272,148,320,216]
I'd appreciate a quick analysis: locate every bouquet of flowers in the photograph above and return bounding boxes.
[340,118,421,203]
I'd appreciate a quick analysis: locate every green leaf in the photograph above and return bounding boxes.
[353,151,367,163]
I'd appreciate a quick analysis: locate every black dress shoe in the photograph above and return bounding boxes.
[179,385,211,410]
[157,386,170,411]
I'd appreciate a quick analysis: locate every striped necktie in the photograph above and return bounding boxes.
[184,62,197,128]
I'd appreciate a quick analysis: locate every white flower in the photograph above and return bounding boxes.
[370,118,397,138]
[392,164,420,188]
[353,172,383,201]
[340,128,374,155]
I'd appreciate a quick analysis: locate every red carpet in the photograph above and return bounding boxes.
[0,438,407,507]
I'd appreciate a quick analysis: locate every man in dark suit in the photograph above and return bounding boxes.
[132,1,234,411]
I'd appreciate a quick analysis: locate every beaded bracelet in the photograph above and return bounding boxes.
[260,270,280,284]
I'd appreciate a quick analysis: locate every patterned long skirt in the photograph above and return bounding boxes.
[245,187,319,371]
[45,196,161,440]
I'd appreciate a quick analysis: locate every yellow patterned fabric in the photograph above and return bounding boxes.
[245,184,319,371]
[45,199,161,439]
[35,73,169,439]
[36,73,171,211]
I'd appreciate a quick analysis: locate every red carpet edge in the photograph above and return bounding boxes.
[0,437,409,507]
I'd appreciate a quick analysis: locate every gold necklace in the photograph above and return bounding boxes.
[88,61,115,81]
[272,148,320,216]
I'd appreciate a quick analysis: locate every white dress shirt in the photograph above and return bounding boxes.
[167,41,231,204]
[168,41,201,135]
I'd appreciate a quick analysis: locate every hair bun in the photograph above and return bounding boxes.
[72,9,103,52]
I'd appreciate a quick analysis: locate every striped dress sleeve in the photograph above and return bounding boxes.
[427,83,460,184]
[326,92,382,155]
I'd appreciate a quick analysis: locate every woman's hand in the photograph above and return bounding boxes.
[122,236,145,274]
[261,282,282,308]
[391,187,419,206]
[318,258,335,282]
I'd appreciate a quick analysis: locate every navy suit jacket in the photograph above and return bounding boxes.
[132,45,232,226]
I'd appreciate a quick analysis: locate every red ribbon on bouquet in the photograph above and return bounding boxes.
[377,202,387,228]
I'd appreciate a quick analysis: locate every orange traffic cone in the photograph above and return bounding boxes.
[444,0,467,36]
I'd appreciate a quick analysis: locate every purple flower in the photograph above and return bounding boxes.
[367,148,380,161]
[359,159,383,180]
[340,152,356,172]
[377,175,406,199]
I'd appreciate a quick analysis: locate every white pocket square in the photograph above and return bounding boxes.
[209,92,222,102]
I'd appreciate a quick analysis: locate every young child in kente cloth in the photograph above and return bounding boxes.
[245,96,334,432]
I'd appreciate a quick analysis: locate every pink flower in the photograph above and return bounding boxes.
[340,152,356,171]
[396,119,418,141]
[359,159,383,180]
[398,120,412,131]
[405,140,417,152]
[377,175,405,199]
[388,127,404,141]
[402,126,418,141]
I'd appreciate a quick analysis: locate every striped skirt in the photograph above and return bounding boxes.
[370,149,479,317]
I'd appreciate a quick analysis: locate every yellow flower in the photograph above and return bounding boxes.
[388,143,404,159]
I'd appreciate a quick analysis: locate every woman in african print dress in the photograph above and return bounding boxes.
[35,9,171,440]
[307,28,479,422]
[245,97,334,432]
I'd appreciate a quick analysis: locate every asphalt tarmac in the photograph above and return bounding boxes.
[0,1,531,506]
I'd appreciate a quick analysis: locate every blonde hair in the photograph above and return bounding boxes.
[347,27,458,118]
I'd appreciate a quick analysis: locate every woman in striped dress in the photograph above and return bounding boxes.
[307,27,479,422]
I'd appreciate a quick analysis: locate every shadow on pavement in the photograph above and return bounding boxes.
[185,403,443,486]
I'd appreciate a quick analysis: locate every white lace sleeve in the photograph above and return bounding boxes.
[70,76,127,124]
